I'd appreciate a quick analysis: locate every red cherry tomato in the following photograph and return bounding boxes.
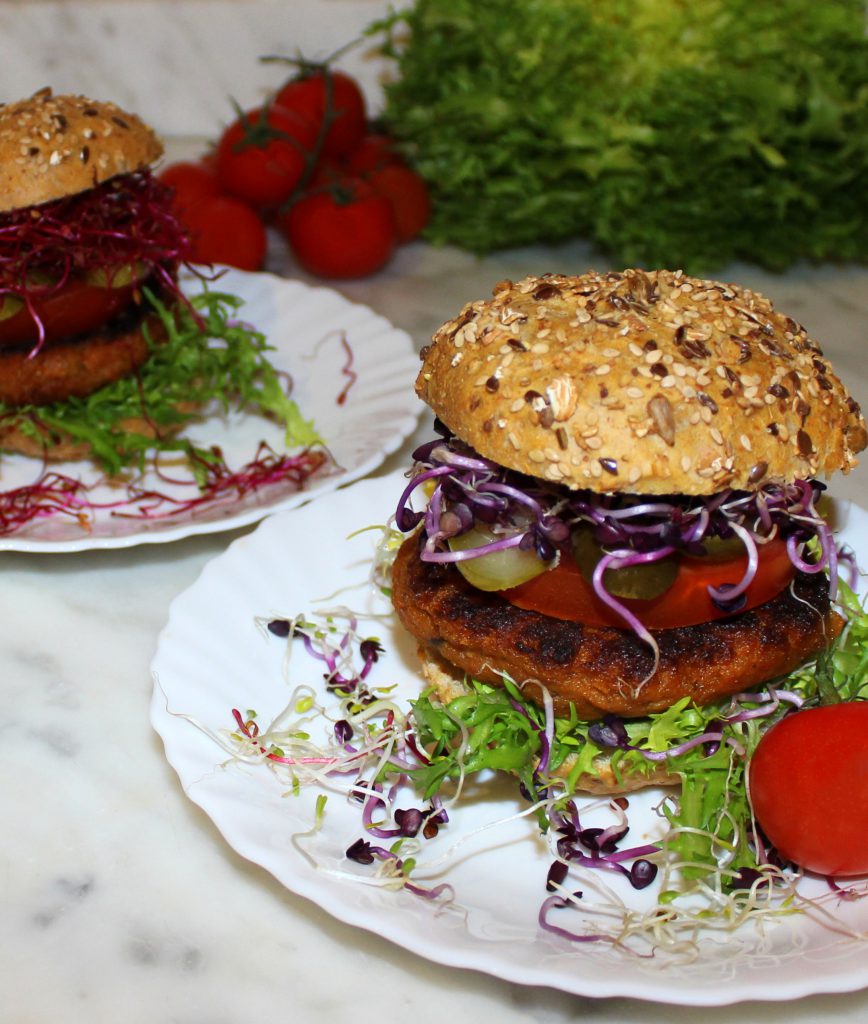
[184,196,267,271]
[748,703,868,877]
[281,180,396,279]
[216,105,317,209]
[275,70,366,159]
[157,160,220,217]
[502,537,795,631]
[367,163,432,242]
[0,277,138,348]
[344,133,402,175]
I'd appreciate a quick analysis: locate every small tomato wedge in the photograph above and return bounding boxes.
[275,70,366,158]
[281,179,396,279]
[185,196,267,271]
[748,703,868,877]
[502,537,794,630]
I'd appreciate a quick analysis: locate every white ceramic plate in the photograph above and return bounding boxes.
[150,470,868,1005]
[0,269,422,552]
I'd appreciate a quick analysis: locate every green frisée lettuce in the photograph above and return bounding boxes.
[0,288,321,478]
[407,578,868,886]
[372,0,868,272]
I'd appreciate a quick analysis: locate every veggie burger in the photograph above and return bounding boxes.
[0,88,191,460]
[392,269,867,791]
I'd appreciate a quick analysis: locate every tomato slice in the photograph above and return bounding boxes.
[0,277,137,348]
[501,536,795,630]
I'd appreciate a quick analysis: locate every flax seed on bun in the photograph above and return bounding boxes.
[0,88,163,212]
[416,269,867,496]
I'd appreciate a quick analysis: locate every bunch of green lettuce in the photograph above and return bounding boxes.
[373,0,868,272]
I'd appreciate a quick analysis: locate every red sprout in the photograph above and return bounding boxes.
[0,471,94,535]
[336,332,357,406]
[0,444,330,539]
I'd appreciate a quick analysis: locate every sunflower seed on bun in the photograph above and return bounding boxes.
[416,269,867,496]
[0,88,163,212]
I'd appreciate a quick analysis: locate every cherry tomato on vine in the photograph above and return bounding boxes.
[184,196,267,271]
[281,179,396,279]
[748,702,868,877]
[216,105,317,209]
[367,163,432,242]
[344,133,402,175]
[502,537,795,631]
[275,70,366,159]
[157,160,220,218]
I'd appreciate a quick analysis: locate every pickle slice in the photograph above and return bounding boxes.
[85,261,148,288]
[572,529,678,600]
[0,295,23,322]
[450,525,548,591]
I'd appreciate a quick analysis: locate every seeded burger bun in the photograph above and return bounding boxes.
[416,268,867,496]
[0,89,163,212]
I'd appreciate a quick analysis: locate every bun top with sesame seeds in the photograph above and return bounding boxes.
[416,269,867,496]
[0,88,163,213]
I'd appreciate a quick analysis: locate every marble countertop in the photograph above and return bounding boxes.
[4,161,868,1024]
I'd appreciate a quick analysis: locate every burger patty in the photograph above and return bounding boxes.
[392,533,843,719]
[0,308,166,407]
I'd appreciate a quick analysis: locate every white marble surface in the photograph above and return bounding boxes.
[0,0,399,134]
[3,2,868,1019]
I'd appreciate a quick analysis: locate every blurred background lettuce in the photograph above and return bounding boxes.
[376,0,868,273]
